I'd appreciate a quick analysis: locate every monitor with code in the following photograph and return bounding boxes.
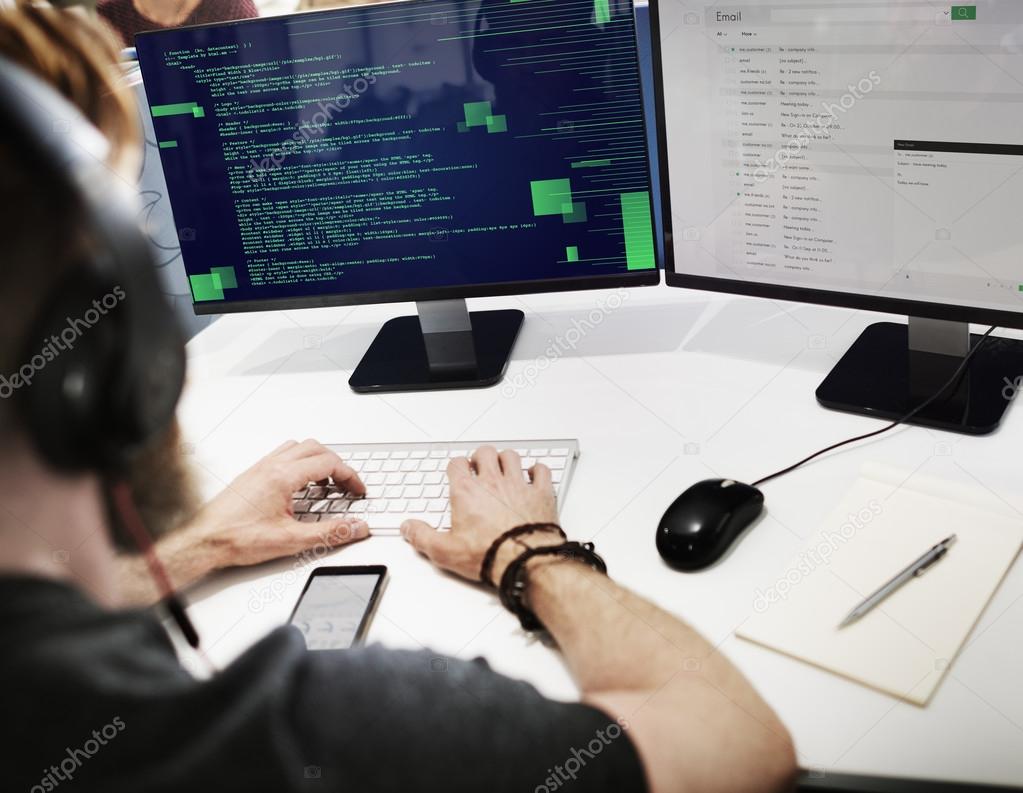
[136,0,658,312]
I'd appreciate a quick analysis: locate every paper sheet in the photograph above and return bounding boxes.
[737,464,1023,705]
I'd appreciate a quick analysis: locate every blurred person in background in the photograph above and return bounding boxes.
[97,0,258,45]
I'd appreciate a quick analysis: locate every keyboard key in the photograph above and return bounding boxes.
[410,450,429,459]
[371,451,389,460]
[403,485,424,498]
[298,514,320,523]
[363,460,382,473]
[365,472,385,486]
[369,500,389,513]
[349,500,369,514]
[427,499,446,512]
[307,486,327,499]
[352,452,370,460]
[382,460,401,472]
[310,499,331,513]
[293,499,312,514]
[389,499,409,512]
[384,485,404,499]
[429,450,447,459]
[423,485,442,499]
[364,514,412,532]
[408,499,427,512]
[391,450,409,459]
[400,459,418,472]
[329,500,352,513]
[385,472,403,485]
[547,457,566,469]
[420,459,440,472]
[403,472,424,485]
[292,488,308,499]
[424,472,443,485]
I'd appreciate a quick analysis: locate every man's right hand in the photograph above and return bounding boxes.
[402,444,796,793]
[401,445,562,583]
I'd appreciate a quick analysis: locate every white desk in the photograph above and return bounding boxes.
[178,286,1023,788]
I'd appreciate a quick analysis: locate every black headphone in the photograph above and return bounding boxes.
[0,56,186,473]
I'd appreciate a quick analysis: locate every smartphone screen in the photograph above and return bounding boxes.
[288,566,386,651]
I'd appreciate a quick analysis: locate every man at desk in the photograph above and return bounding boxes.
[0,4,794,792]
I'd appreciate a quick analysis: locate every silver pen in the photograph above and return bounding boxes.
[838,534,957,629]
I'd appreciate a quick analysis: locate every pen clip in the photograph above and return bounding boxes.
[913,547,948,577]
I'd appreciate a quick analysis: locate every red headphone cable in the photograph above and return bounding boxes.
[108,480,201,650]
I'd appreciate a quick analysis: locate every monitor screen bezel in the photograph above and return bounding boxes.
[648,0,1023,331]
[135,0,662,317]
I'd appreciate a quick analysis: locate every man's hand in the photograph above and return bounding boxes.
[117,440,369,605]
[400,445,561,583]
[188,439,368,567]
[402,445,796,793]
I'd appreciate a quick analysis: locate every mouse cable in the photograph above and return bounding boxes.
[750,325,998,489]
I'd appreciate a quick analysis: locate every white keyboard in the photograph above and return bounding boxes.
[291,440,580,535]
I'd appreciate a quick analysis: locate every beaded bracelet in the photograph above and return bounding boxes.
[497,541,607,632]
[479,522,566,587]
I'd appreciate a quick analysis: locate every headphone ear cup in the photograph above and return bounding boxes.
[17,267,126,471]
[116,257,187,456]
[16,254,186,473]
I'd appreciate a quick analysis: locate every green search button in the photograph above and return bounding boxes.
[952,5,976,20]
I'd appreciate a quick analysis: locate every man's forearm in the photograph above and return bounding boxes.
[115,525,225,606]
[514,554,796,793]
[530,560,767,708]
[491,538,772,703]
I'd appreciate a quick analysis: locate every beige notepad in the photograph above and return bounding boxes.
[737,463,1023,705]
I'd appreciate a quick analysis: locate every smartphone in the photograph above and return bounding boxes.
[288,565,387,651]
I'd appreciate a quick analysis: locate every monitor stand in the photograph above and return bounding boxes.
[816,318,1023,435]
[349,299,524,393]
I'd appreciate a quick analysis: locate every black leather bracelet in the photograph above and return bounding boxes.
[497,541,607,632]
[479,523,565,587]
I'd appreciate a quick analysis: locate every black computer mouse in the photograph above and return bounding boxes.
[656,479,765,571]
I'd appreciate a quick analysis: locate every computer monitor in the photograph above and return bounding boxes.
[135,0,659,393]
[651,0,1023,433]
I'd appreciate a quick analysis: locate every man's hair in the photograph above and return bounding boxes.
[0,1,138,421]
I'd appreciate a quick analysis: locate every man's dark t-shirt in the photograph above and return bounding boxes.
[0,577,647,793]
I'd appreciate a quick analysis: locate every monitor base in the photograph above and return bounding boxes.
[350,304,524,394]
[816,321,1023,435]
